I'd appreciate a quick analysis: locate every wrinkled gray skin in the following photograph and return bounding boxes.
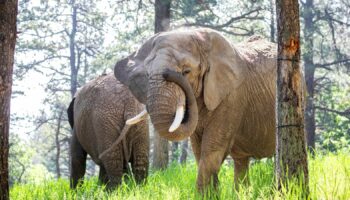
[67,73,149,189]
[114,28,277,192]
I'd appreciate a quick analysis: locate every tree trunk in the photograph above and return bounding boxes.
[179,139,188,164]
[269,0,276,42]
[55,109,64,179]
[0,1,18,199]
[68,1,78,176]
[155,0,170,33]
[152,0,171,170]
[171,142,179,163]
[302,0,316,153]
[69,3,78,99]
[153,133,169,169]
[275,0,309,193]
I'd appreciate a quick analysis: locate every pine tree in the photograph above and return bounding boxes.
[0,1,18,199]
[275,0,309,194]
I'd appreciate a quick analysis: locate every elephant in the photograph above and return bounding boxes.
[114,28,277,192]
[67,73,149,189]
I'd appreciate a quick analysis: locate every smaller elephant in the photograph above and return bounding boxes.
[67,73,149,189]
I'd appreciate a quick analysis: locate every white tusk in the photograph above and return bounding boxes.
[169,105,185,133]
[126,109,147,125]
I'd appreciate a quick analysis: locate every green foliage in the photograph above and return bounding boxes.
[10,153,350,199]
[172,0,269,39]
[9,133,34,185]
[316,76,350,152]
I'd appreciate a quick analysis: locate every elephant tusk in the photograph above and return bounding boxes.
[169,105,185,133]
[126,109,147,125]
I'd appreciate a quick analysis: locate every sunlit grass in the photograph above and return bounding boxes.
[10,152,350,200]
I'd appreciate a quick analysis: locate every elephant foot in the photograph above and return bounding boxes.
[104,178,122,191]
[233,157,250,191]
[196,173,220,199]
[133,169,148,184]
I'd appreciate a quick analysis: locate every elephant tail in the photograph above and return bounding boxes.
[67,98,75,129]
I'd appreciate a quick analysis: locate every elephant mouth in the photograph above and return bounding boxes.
[127,69,198,141]
[182,100,190,123]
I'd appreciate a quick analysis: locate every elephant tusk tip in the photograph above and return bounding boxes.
[169,105,185,133]
[126,109,147,125]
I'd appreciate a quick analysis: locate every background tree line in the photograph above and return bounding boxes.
[8,0,350,184]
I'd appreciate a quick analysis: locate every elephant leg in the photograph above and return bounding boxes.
[101,146,124,190]
[196,136,230,194]
[190,131,202,164]
[233,157,250,189]
[70,133,87,189]
[98,165,108,185]
[131,128,149,184]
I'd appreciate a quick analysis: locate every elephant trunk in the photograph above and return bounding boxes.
[146,69,198,141]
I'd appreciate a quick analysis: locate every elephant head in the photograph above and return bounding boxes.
[115,28,244,141]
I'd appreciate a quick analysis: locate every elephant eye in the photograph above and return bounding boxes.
[182,68,191,75]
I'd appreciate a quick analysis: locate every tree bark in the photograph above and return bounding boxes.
[0,1,18,199]
[302,0,316,153]
[152,0,171,170]
[179,139,188,164]
[275,0,309,193]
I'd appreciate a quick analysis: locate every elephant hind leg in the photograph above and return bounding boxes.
[101,147,124,190]
[98,165,108,185]
[233,157,250,190]
[130,132,149,184]
[70,133,87,189]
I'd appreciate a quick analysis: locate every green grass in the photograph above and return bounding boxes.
[10,152,350,200]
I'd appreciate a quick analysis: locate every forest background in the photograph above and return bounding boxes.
[9,0,350,185]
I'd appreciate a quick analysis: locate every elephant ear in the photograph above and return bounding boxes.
[201,30,244,111]
[114,34,158,104]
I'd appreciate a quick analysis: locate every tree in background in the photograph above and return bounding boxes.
[8,0,350,183]
[152,0,171,170]
[301,0,350,152]
[15,0,107,178]
[0,0,18,199]
[275,0,309,194]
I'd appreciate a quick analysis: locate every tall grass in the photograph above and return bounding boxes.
[10,152,350,200]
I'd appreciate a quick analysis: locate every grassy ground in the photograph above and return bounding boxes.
[10,152,350,200]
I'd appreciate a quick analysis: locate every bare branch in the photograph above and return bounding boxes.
[315,59,350,69]
[184,8,263,29]
[315,106,350,118]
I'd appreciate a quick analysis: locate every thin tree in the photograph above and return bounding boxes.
[55,109,64,178]
[302,0,316,153]
[0,0,18,199]
[152,0,171,170]
[275,0,309,193]
[179,139,188,164]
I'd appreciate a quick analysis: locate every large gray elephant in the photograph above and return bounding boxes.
[114,28,277,192]
[67,73,149,189]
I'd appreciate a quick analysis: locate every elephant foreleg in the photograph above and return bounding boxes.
[196,124,232,194]
[70,133,87,189]
[197,150,226,194]
[233,157,249,189]
[190,131,202,164]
